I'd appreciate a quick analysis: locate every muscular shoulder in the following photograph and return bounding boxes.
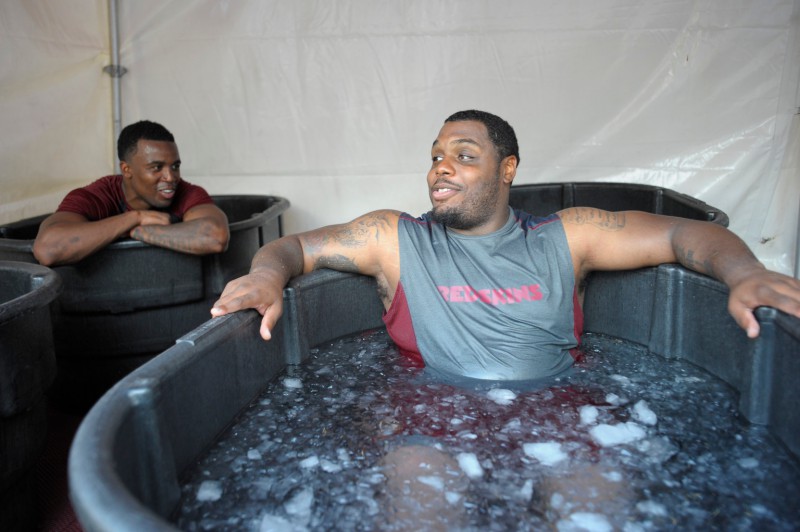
[57,175,123,219]
[173,180,214,216]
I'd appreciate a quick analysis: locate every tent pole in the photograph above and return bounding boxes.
[104,0,126,167]
[795,190,799,279]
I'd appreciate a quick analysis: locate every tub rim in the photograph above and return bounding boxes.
[67,266,800,532]
[0,195,290,253]
[0,260,62,325]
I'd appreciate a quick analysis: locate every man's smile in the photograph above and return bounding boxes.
[431,180,461,202]
[158,185,176,200]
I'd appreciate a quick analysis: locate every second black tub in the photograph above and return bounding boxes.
[0,195,289,408]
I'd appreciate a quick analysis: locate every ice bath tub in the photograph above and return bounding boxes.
[0,261,62,530]
[68,263,800,531]
[0,195,289,408]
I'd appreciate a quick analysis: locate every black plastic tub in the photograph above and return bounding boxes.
[0,195,289,408]
[0,261,62,531]
[68,265,800,531]
[508,181,729,226]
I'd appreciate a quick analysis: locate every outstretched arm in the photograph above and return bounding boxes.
[129,203,229,255]
[559,207,800,338]
[211,209,400,341]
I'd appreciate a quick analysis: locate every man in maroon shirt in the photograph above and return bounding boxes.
[33,120,229,266]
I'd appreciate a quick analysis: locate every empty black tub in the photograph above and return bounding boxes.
[0,195,289,408]
[508,181,729,225]
[0,261,62,531]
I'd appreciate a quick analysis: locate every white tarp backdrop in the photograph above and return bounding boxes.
[1,0,798,275]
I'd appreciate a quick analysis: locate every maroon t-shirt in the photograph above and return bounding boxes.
[56,174,214,222]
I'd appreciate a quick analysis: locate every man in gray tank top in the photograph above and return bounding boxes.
[212,110,800,382]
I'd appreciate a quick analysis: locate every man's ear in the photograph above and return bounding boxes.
[119,159,131,178]
[500,155,517,185]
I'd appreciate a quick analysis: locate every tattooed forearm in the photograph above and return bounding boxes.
[561,208,626,231]
[133,220,226,255]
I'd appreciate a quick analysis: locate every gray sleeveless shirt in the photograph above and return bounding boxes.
[395,208,579,380]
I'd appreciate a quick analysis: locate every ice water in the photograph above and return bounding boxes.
[175,329,800,531]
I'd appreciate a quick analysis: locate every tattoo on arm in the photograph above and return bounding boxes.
[305,212,392,256]
[674,244,714,276]
[562,208,626,231]
[132,221,217,254]
[313,254,359,273]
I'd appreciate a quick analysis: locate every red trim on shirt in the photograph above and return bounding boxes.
[382,282,425,367]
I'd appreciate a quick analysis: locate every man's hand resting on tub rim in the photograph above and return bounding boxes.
[211,236,308,340]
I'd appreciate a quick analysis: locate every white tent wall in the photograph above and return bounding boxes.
[0,0,112,222]
[1,1,798,275]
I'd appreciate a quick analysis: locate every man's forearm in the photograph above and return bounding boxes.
[33,211,141,266]
[671,221,765,287]
[131,219,228,255]
[249,236,307,286]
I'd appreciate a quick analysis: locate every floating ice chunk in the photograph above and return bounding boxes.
[450,418,463,426]
[299,455,319,469]
[457,452,484,479]
[315,365,333,376]
[522,442,568,466]
[738,457,759,469]
[636,500,667,517]
[445,491,462,505]
[557,512,612,532]
[519,479,534,501]
[636,436,677,464]
[589,422,646,447]
[320,459,342,473]
[550,492,565,510]
[610,374,631,385]
[283,377,303,389]
[579,405,599,425]
[259,513,296,532]
[632,400,657,426]
[417,475,445,490]
[487,388,517,405]
[605,393,625,406]
[247,449,262,460]
[196,480,222,502]
[602,470,622,482]
[336,448,350,462]
[285,486,314,518]
[750,503,771,515]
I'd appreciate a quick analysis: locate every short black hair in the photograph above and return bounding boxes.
[117,120,175,162]
[444,110,520,166]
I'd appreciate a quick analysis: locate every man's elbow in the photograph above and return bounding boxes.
[209,227,230,254]
[32,239,58,267]
[210,237,229,254]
